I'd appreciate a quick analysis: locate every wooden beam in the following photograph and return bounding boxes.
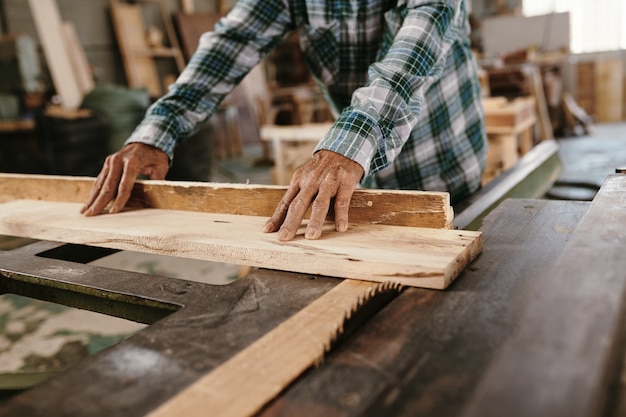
[0,174,454,229]
[0,199,482,289]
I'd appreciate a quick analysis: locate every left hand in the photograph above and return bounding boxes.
[263,150,364,241]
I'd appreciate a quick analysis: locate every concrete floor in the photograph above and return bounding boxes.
[1,121,625,395]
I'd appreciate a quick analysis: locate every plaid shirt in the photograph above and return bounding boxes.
[127,0,486,203]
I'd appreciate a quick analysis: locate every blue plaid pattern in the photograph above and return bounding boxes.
[127,0,486,203]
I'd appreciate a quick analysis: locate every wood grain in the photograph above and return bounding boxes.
[0,200,481,289]
[0,174,454,229]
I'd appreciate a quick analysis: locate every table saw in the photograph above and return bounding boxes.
[1,146,624,417]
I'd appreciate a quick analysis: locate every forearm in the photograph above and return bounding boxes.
[126,0,294,160]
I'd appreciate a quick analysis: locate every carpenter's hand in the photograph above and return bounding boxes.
[81,143,169,216]
[263,150,364,241]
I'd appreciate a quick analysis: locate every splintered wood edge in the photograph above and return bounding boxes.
[0,173,453,229]
[147,279,403,417]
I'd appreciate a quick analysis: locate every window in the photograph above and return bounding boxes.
[523,0,626,53]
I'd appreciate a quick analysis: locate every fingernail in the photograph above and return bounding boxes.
[337,222,348,232]
[262,221,274,233]
[277,229,290,241]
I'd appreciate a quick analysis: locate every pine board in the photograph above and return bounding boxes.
[0,174,454,229]
[0,200,482,289]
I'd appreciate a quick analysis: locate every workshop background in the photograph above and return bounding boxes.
[1,0,626,400]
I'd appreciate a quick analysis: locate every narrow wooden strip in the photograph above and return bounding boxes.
[462,174,626,417]
[0,174,453,229]
[147,279,399,417]
[0,200,481,289]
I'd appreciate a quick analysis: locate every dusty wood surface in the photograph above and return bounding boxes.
[0,174,453,229]
[259,198,591,417]
[0,200,481,289]
[149,280,400,417]
[463,174,626,417]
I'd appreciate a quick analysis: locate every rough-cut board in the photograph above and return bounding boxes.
[0,200,481,290]
[0,174,454,229]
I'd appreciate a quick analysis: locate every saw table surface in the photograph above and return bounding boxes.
[1,174,626,417]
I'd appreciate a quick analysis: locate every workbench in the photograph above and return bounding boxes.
[1,169,624,417]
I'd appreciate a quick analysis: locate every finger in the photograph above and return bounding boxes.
[263,185,300,233]
[276,193,313,241]
[109,160,139,214]
[80,160,110,214]
[333,182,356,233]
[305,189,333,240]
[83,163,123,216]
[276,176,321,241]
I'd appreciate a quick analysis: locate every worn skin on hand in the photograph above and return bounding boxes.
[263,150,364,241]
[81,143,169,216]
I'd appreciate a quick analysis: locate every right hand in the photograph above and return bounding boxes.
[81,142,169,216]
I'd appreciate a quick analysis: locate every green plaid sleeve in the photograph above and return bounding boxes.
[125,0,293,160]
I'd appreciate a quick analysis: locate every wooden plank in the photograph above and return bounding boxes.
[0,199,482,289]
[61,21,95,96]
[595,58,624,123]
[258,199,590,417]
[462,174,626,417]
[148,279,399,417]
[0,174,454,229]
[27,0,83,109]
